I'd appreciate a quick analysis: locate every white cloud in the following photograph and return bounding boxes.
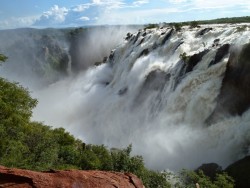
[33,5,69,26]
[193,0,250,9]
[0,16,38,29]
[79,16,90,21]
[72,4,91,12]
[43,5,68,22]
[169,0,188,3]
[132,0,149,7]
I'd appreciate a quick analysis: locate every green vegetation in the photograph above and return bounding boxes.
[0,54,8,63]
[236,25,248,32]
[170,16,250,28]
[189,21,199,28]
[179,52,190,63]
[169,22,183,31]
[144,23,159,30]
[179,170,234,188]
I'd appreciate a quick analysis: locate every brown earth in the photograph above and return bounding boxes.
[0,166,144,188]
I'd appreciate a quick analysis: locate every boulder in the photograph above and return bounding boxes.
[209,44,230,67]
[225,156,250,188]
[0,166,144,188]
[196,163,222,180]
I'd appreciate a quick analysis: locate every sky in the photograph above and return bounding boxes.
[0,0,250,29]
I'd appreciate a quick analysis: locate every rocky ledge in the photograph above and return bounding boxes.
[0,166,144,188]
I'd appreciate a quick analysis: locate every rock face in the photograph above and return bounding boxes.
[0,166,144,188]
[196,163,222,180]
[225,156,250,188]
[209,42,250,122]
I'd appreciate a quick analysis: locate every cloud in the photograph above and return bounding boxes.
[193,0,250,9]
[33,5,68,26]
[72,4,91,12]
[132,0,149,7]
[0,16,38,29]
[169,0,188,3]
[79,16,90,21]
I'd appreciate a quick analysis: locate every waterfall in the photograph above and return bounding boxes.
[31,24,250,171]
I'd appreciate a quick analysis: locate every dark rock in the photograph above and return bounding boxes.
[196,28,213,36]
[208,42,250,121]
[142,32,147,37]
[212,39,220,47]
[0,166,144,188]
[118,87,128,95]
[137,38,145,46]
[173,41,184,51]
[103,56,108,63]
[139,48,149,58]
[161,29,174,46]
[225,156,250,188]
[209,44,230,67]
[133,31,141,44]
[143,70,170,91]
[134,70,170,106]
[173,49,209,89]
[185,49,210,73]
[125,32,132,40]
[196,163,222,180]
[108,50,115,63]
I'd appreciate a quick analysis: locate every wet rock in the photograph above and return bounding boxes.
[142,32,147,37]
[161,29,174,46]
[196,28,213,36]
[137,38,145,46]
[0,166,144,188]
[118,87,128,95]
[133,31,141,44]
[173,49,209,89]
[185,49,210,73]
[125,32,132,40]
[209,42,250,120]
[196,163,222,180]
[143,70,170,91]
[108,50,115,65]
[138,48,149,58]
[209,44,230,67]
[212,39,220,47]
[225,156,250,188]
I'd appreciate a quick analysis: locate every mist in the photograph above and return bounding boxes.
[1,24,250,172]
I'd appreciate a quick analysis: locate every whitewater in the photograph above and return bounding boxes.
[3,24,250,171]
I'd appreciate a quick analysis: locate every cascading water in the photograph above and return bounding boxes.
[30,24,250,171]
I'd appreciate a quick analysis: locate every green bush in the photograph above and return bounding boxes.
[189,21,199,28]
[0,54,8,63]
[179,169,234,188]
[144,24,159,30]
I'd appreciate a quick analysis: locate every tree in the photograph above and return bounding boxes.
[179,169,234,188]
[0,54,7,63]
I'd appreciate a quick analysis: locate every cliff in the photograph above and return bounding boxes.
[0,166,144,188]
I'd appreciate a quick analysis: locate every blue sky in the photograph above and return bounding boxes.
[0,0,250,29]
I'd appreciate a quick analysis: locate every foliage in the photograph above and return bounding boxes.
[189,21,199,28]
[110,145,170,188]
[170,16,250,27]
[179,52,190,63]
[236,25,248,32]
[179,169,234,188]
[0,54,8,63]
[144,24,159,30]
[169,22,182,31]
